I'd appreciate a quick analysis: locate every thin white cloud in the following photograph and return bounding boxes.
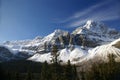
[68,0,120,27]
[60,0,113,23]
[72,0,112,18]
[70,15,119,27]
[69,19,88,27]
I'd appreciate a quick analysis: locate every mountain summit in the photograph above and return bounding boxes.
[72,20,107,34]
[72,20,120,46]
[1,20,120,62]
[41,29,69,44]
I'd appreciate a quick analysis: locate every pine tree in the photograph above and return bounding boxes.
[64,60,74,80]
[51,45,59,64]
[107,54,116,80]
[80,70,85,80]
[25,71,32,80]
[50,45,64,80]
[0,64,7,80]
[73,65,79,80]
[14,72,19,80]
[108,54,115,65]
[84,54,117,80]
[5,72,11,80]
[40,61,50,80]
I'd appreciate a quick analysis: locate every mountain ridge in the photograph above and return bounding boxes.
[0,20,120,63]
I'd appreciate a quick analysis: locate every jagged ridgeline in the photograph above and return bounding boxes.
[1,20,120,63]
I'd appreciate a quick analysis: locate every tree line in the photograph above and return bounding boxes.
[0,45,78,80]
[0,45,120,80]
[78,54,120,80]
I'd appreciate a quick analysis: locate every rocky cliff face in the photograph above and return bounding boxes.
[72,20,120,47]
[3,20,120,51]
[1,20,120,62]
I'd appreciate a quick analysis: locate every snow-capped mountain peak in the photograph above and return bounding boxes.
[1,20,120,63]
[52,29,69,36]
[85,20,95,29]
[72,20,120,45]
[41,29,69,43]
[83,38,120,62]
[84,20,105,30]
[73,20,108,34]
[34,36,42,40]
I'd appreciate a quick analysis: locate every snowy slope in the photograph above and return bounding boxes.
[72,20,120,43]
[28,46,88,63]
[3,20,119,52]
[78,38,120,63]
[29,38,120,63]
[110,38,120,48]
[1,20,120,63]
[1,29,69,61]
[2,37,42,55]
[3,29,68,51]
[29,53,52,62]
[41,29,69,44]
[3,36,42,50]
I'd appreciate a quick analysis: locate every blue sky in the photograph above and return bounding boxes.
[0,0,120,42]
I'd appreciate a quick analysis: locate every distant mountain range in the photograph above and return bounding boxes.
[0,20,120,64]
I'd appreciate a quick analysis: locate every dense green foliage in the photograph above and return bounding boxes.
[0,50,120,80]
[0,45,78,80]
[0,60,78,80]
[79,54,120,80]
